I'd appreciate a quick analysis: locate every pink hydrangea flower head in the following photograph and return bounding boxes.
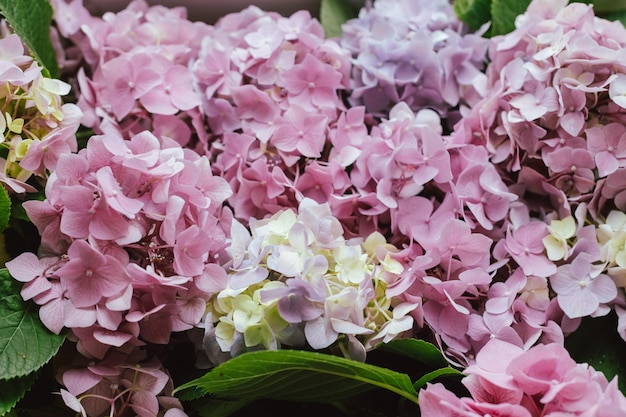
[421,339,626,416]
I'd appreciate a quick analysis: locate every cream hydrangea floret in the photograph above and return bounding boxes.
[542,216,576,261]
[0,33,79,193]
[202,198,415,362]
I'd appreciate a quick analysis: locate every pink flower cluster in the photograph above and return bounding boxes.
[9,0,626,415]
[193,5,351,221]
[51,0,210,144]
[54,0,352,225]
[452,0,626,344]
[335,101,573,366]
[420,338,626,416]
[454,0,626,216]
[47,0,626,368]
[6,129,232,417]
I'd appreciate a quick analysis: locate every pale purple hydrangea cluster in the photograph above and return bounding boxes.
[340,0,489,127]
[421,339,626,416]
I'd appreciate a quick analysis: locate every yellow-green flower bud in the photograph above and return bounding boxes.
[14,138,32,160]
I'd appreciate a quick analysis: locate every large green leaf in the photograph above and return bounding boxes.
[320,0,359,38]
[0,269,65,379]
[175,350,419,404]
[377,339,449,368]
[453,0,492,31]
[0,372,37,416]
[490,0,531,36]
[190,399,252,417]
[0,0,59,78]
[413,367,463,391]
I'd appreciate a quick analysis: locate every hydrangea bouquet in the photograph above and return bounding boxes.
[1,0,626,416]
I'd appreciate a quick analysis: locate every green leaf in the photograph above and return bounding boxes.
[490,0,531,36]
[413,367,463,391]
[175,350,418,404]
[0,269,66,379]
[10,187,46,224]
[0,373,38,416]
[594,0,626,14]
[320,0,359,38]
[377,339,448,368]
[453,0,492,31]
[0,187,9,234]
[375,340,462,392]
[190,399,252,417]
[0,0,59,78]
[600,10,626,26]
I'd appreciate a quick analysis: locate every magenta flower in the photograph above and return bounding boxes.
[56,240,131,308]
[191,46,240,97]
[140,63,200,115]
[19,123,77,176]
[99,53,160,120]
[59,184,131,241]
[173,225,212,277]
[507,342,577,396]
[586,122,626,177]
[120,363,170,417]
[96,166,144,218]
[282,54,343,110]
[435,218,492,270]
[6,252,54,297]
[504,222,556,278]
[271,105,328,158]
[231,85,279,125]
[419,382,479,417]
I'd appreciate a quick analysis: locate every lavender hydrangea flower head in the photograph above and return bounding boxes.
[340,0,489,127]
